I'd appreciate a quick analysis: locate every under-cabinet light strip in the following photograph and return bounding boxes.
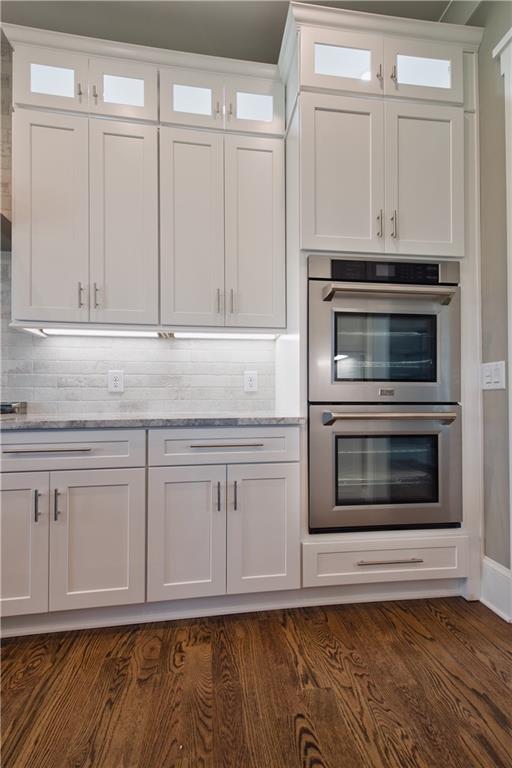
[22,329,278,340]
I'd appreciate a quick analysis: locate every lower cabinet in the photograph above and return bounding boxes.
[0,468,146,616]
[147,462,300,601]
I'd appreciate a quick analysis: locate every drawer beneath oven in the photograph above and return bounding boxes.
[302,535,469,587]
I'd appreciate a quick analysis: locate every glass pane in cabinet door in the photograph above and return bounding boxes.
[335,435,438,506]
[30,63,75,97]
[314,44,372,81]
[236,92,273,122]
[103,74,144,106]
[173,84,212,116]
[396,55,451,89]
[334,313,436,382]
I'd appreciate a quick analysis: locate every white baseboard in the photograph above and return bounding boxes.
[481,556,512,622]
[1,578,465,638]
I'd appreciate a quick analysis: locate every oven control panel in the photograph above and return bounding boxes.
[331,259,440,285]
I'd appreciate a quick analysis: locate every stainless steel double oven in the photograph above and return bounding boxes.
[308,255,462,533]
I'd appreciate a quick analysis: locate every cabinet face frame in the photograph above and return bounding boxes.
[300,27,384,96]
[12,109,90,323]
[224,76,284,135]
[89,119,159,324]
[147,465,227,601]
[384,37,463,104]
[49,468,145,611]
[384,100,464,257]
[160,67,225,128]
[13,44,89,112]
[0,472,50,617]
[300,92,385,253]
[88,56,158,120]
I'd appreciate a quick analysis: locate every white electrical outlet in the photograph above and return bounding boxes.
[108,370,124,393]
[244,370,258,393]
[481,361,506,390]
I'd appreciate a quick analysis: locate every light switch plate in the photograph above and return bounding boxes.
[481,361,506,390]
[108,370,124,393]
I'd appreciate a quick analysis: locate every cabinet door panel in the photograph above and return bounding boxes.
[89,120,158,324]
[13,44,89,112]
[225,76,284,135]
[12,110,89,322]
[160,67,225,128]
[89,57,158,120]
[227,463,300,594]
[147,466,226,601]
[1,472,49,617]
[160,127,225,326]
[385,102,464,256]
[49,469,145,611]
[384,38,463,103]
[225,135,285,327]
[301,93,385,253]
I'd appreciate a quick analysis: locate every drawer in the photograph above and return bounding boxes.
[0,430,146,471]
[148,426,300,466]
[302,536,469,587]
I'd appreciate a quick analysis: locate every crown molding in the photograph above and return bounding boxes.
[0,22,281,80]
[493,26,512,60]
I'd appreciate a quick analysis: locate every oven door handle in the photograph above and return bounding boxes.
[322,411,458,426]
[321,282,457,305]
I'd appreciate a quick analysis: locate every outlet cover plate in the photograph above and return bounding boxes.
[108,370,124,393]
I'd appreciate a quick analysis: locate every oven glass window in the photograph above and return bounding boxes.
[334,313,436,382]
[335,435,438,506]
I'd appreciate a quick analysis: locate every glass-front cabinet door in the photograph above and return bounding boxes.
[300,27,384,95]
[384,38,463,103]
[225,77,284,135]
[88,58,158,120]
[160,67,225,128]
[13,44,89,111]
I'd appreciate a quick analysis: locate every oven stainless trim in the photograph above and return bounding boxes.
[308,404,462,532]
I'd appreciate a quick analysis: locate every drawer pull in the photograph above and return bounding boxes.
[53,489,61,522]
[3,447,93,455]
[189,443,265,449]
[34,489,40,522]
[357,558,424,567]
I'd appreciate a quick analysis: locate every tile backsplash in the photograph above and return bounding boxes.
[0,254,276,415]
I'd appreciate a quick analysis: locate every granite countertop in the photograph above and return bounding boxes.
[0,412,306,431]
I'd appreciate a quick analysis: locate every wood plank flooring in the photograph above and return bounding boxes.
[2,597,512,768]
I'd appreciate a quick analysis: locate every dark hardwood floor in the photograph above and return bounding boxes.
[2,597,512,767]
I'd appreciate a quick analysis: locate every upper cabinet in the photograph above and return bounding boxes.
[224,77,284,135]
[13,44,158,120]
[298,27,464,105]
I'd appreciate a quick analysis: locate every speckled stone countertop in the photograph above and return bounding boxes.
[0,413,306,431]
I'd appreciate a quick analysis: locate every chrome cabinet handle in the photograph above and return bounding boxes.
[322,410,458,426]
[34,489,40,522]
[92,84,99,103]
[390,64,397,82]
[229,288,235,314]
[215,101,221,117]
[233,480,238,511]
[78,281,85,308]
[77,82,84,98]
[190,443,264,449]
[377,210,383,238]
[357,558,424,567]
[53,489,60,522]
[227,103,233,120]
[390,210,398,239]
[93,283,100,309]
[216,288,222,314]
[321,282,456,305]
[3,447,93,454]
[217,481,221,512]
[376,64,383,84]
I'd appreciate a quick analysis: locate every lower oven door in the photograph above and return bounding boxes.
[309,404,462,532]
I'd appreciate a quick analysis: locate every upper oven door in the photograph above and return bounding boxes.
[308,279,460,403]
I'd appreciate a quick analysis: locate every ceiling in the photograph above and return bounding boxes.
[0,1,455,63]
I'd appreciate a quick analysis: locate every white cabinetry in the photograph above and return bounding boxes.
[49,468,145,611]
[12,109,89,322]
[384,38,463,103]
[90,119,158,324]
[87,57,158,120]
[0,472,50,617]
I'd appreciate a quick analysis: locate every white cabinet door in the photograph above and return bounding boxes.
[225,77,284,135]
[147,466,226,601]
[227,463,300,594]
[0,472,49,618]
[88,57,158,120]
[89,119,158,324]
[12,109,89,323]
[385,102,464,257]
[49,469,145,611]
[300,27,384,96]
[225,134,285,327]
[160,67,225,129]
[384,38,463,104]
[13,44,89,112]
[160,127,225,326]
[301,93,385,252]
